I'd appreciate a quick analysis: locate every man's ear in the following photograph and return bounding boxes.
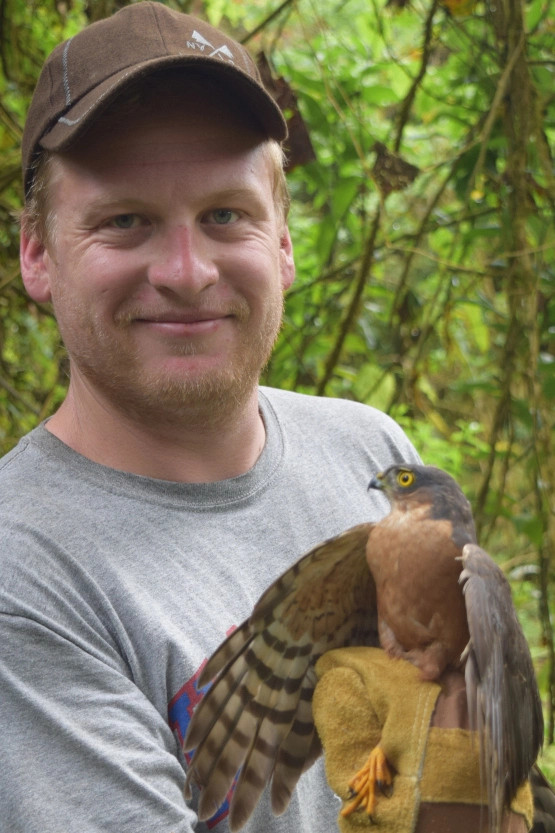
[279,227,295,291]
[20,227,53,303]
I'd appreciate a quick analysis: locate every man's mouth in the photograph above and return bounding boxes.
[130,307,233,330]
[136,313,232,335]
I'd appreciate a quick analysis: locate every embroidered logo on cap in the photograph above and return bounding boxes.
[187,30,235,64]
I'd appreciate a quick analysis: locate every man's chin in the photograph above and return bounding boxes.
[100,366,261,428]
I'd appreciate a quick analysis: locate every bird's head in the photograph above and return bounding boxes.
[369,464,438,496]
[369,463,477,544]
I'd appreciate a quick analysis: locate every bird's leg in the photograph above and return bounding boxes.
[341,745,393,818]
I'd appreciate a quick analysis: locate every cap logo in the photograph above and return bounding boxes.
[188,30,235,64]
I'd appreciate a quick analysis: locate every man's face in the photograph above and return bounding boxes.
[22,86,294,426]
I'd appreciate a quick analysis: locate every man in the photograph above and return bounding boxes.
[0,3,420,831]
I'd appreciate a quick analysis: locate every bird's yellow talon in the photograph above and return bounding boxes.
[340,746,392,817]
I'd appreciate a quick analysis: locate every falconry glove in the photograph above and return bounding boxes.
[313,646,534,833]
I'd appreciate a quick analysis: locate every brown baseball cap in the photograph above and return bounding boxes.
[22,1,287,196]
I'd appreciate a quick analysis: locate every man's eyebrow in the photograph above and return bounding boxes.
[79,197,145,219]
[201,186,268,204]
[86,185,265,205]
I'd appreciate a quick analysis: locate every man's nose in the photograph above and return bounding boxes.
[147,224,218,293]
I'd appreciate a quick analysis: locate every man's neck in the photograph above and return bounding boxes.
[45,383,266,483]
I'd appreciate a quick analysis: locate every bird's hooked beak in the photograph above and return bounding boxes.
[368,472,385,492]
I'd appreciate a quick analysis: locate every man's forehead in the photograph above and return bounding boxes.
[47,132,275,214]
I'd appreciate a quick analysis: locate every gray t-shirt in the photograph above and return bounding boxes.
[0,387,420,832]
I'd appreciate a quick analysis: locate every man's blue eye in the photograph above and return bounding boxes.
[212,209,237,225]
[112,214,139,229]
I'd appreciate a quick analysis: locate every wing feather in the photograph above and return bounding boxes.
[183,522,376,829]
[460,543,543,833]
[198,620,253,688]
[270,671,322,815]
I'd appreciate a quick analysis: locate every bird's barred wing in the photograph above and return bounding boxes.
[460,543,543,831]
[183,522,377,831]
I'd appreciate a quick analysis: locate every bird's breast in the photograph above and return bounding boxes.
[366,510,469,675]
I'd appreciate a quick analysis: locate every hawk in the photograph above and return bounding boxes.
[183,464,544,832]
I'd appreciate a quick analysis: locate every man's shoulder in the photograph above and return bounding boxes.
[0,427,42,481]
[259,386,421,468]
[260,386,410,436]
[261,385,384,418]
[0,424,98,527]
[0,423,78,482]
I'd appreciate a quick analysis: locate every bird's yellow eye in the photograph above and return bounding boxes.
[397,470,415,488]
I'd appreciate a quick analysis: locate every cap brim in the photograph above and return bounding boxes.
[39,54,287,153]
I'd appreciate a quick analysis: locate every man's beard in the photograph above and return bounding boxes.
[65,295,284,431]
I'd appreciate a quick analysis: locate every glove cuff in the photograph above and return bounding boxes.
[422,727,533,826]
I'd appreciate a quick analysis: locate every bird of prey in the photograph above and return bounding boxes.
[183,464,543,832]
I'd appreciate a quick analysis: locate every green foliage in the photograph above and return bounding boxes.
[1,0,554,739]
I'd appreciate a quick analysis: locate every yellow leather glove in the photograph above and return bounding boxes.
[313,646,533,833]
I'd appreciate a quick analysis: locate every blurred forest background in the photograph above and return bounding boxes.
[1,0,554,764]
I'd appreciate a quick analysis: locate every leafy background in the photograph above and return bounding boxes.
[1,0,554,771]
